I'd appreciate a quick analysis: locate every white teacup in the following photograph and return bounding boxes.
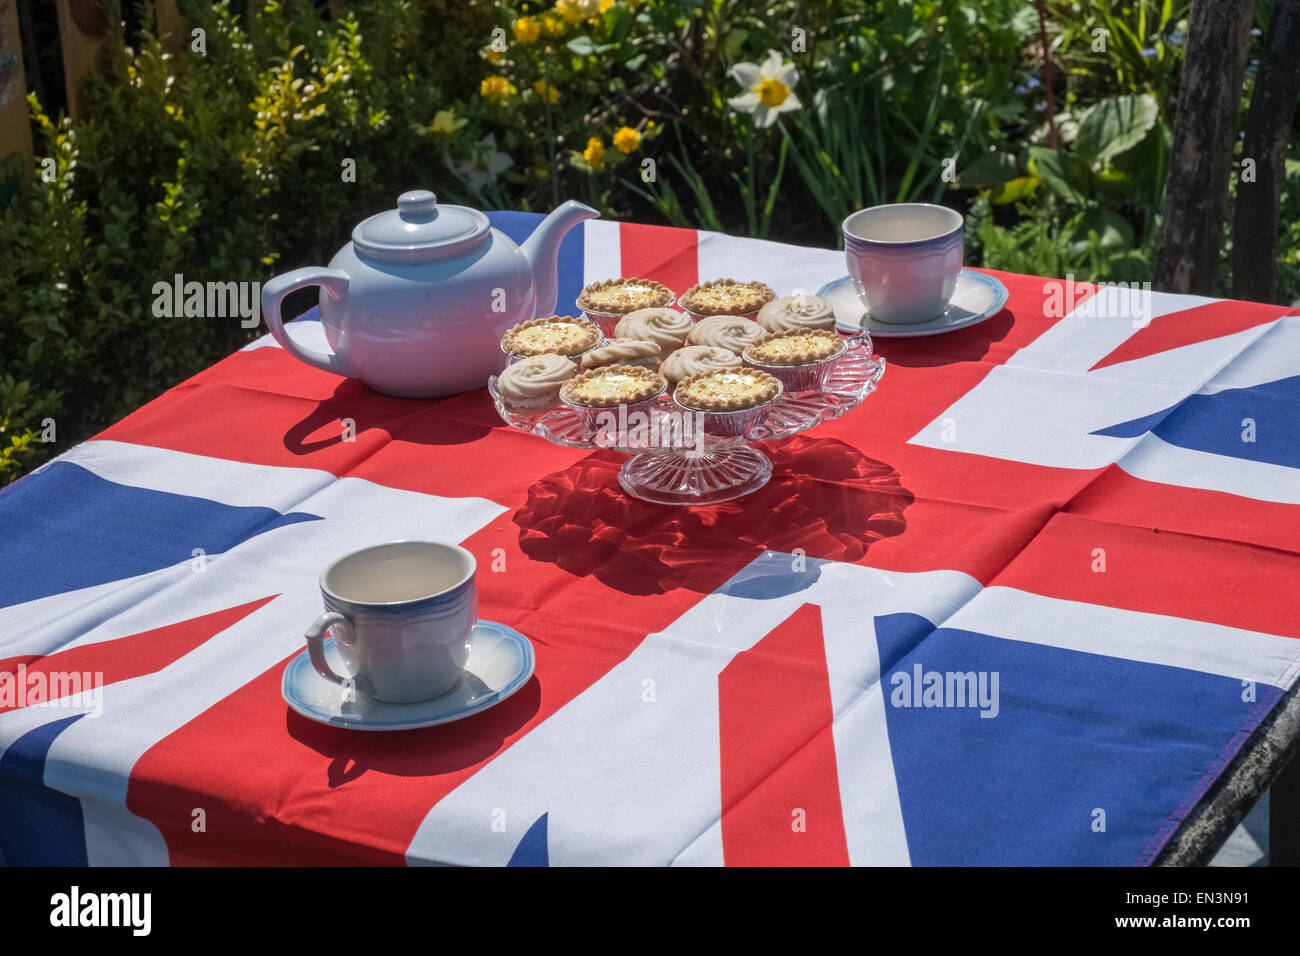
[304,541,477,704]
[842,203,964,324]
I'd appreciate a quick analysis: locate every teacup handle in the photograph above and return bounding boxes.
[304,611,355,687]
[261,267,354,377]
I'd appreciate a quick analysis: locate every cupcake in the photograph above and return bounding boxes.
[580,339,663,371]
[742,328,848,392]
[495,354,580,414]
[576,278,675,336]
[613,307,693,358]
[658,345,743,387]
[501,316,602,362]
[757,294,837,333]
[678,279,775,321]
[684,315,765,353]
[673,368,783,437]
[559,364,669,430]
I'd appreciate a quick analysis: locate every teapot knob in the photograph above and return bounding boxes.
[397,189,438,222]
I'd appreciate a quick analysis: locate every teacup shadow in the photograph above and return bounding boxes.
[285,675,541,785]
[875,305,1015,368]
[513,435,914,597]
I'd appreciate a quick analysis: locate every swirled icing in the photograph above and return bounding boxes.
[496,354,578,413]
[684,315,764,353]
[756,294,837,332]
[580,339,662,370]
[658,345,742,386]
[613,307,693,356]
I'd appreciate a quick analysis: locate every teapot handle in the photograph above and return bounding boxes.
[261,267,353,377]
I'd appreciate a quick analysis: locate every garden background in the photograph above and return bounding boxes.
[1,0,1297,484]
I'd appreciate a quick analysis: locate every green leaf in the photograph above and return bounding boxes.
[988,176,1039,205]
[959,151,1018,189]
[1075,94,1158,166]
[566,36,595,56]
[1028,146,1091,205]
[723,28,749,60]
[1070,208,1135,253]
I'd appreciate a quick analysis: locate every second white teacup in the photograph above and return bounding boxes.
[304,540,477,704]
[842,203,964,324]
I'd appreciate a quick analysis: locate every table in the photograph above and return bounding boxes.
[2,212,1298,866]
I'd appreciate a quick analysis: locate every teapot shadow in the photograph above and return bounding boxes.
[285,675,542,784]
[513,436,914,597]
[282,377,501,455]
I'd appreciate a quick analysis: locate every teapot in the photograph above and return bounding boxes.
[260,191,599,398]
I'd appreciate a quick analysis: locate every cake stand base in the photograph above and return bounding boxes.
[618,445,773,505]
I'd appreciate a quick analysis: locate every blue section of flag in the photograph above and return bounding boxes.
[0,461,322,608]
[874,613,1279,865]
[487,211,587,319]
[507,812,550,866]
[0,714,88,865]
[1092,375,1300,468]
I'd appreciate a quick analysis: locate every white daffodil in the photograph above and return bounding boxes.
[727,49,802,128]
[450,134,513,191]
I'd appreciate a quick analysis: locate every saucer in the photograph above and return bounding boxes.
[819,269,1009,337]
[281,620,535,731]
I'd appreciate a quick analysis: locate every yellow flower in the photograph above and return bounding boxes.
[480,76,517,102]
[583,136,606,170]
[599,0,616,12]
[483,48,504,64]
[429,109,468,134]
[612,126,640,153]
[533,79,561,104]
[557,0,601,22]
[513,16,540,44]
[541,12,567,36]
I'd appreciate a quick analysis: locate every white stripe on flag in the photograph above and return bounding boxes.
[947,586,1300,689]
[581,219,624,287]
[695,229,844,298]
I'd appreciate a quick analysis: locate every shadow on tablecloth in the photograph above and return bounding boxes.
[513,436,912,597]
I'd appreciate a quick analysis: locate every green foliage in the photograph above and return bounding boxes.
[0,0,489,483]
[1,0,1296,488]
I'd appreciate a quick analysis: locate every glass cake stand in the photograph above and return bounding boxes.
[488,333,886,505]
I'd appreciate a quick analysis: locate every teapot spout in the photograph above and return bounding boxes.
[520,200,599,318]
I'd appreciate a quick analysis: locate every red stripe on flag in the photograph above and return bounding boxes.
[718,603,850,866]
[1089,300,1295,371]
[94,348,587,501]
[617,221,699,296]
[1068,465,1300,566]
[0,596,275,714]
[993,506,1300,642]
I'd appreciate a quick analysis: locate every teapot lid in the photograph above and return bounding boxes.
[352,190,490,261]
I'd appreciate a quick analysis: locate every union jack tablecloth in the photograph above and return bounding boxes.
[3,212,1299,866]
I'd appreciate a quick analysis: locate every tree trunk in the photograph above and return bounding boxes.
[1154,0,1254,295]
[1232,0,1300,304]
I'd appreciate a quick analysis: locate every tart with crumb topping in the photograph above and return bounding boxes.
[559,364,667,410]
[577,278,675,315]
[673,368,782,412]
[501,316,602,359]
[672,368,783,437]
[577,279,675,335]
[678,279,775,319]
[742,328,848,391]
